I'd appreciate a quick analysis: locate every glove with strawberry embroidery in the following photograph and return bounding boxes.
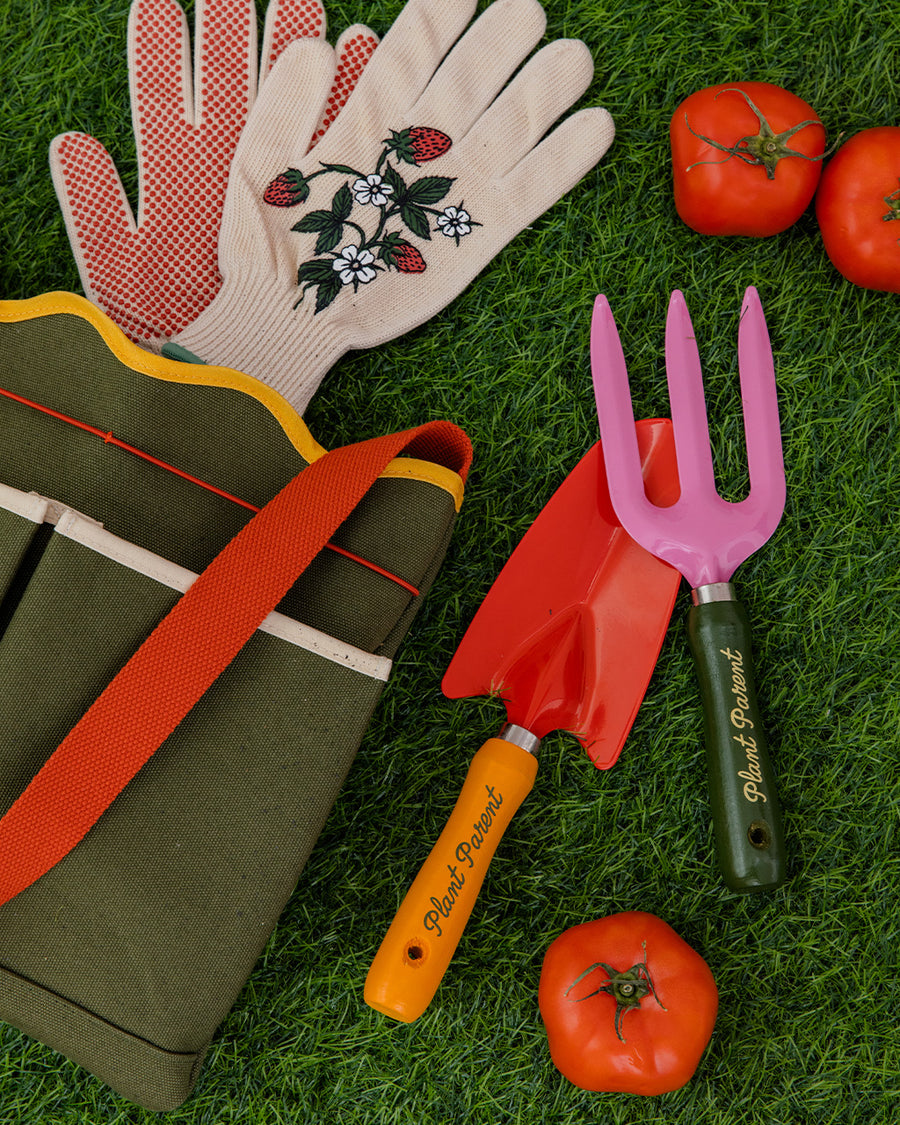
[49,0,378,351]
[163,0,615,414]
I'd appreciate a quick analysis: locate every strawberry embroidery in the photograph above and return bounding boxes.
[265,126,481,313]
[263,169,310,207]
[381,234,427,273]
[392,242,427,273]
[384,126,452,165]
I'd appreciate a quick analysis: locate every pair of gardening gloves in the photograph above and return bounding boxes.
[50,0,615,415]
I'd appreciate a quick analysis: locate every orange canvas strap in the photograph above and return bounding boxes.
[0,419,471,907]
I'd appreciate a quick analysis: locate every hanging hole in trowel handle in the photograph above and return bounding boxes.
[404,940,428,966]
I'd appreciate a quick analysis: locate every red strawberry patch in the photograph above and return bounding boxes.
[384,126,452,166]
[408,127,452,162]
[264,169,310,207]
[393,242,427,273]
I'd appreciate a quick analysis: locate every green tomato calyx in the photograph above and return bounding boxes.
[882,182,900,222]
[685,87,838,181]
[565,941,666,1042]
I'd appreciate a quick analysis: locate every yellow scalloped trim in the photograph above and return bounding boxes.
[0,293,464,510]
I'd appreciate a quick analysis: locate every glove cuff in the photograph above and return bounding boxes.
[168,272,349,414]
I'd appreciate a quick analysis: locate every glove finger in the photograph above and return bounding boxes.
[454,39,597,178]
[128,0,194,128]
[194,0,258,125]
[409,0,546,141]
[49,132,137,295]
[50,131,138,238]
[333,0,477,135]
[231,39,336,178]
[309,24,380,150]
[496,104,614,211]
[339,104,613,356]
[260,0,327,81]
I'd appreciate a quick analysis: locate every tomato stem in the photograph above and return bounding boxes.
[565,941,666,1042]
[882,181,900,222]
[685,88,839,181]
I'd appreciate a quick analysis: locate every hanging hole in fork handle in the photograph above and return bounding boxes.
[748,820,772,850]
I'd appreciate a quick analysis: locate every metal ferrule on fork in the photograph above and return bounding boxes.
[692,582,736,606]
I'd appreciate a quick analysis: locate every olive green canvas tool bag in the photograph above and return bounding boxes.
[0,293,471,1110]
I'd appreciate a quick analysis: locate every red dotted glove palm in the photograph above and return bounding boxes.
[49,0,377,350]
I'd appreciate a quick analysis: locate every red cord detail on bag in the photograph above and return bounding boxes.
[0,384,421,597]
[0,418,472,908]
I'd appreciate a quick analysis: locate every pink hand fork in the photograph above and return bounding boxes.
[591,287,787,892]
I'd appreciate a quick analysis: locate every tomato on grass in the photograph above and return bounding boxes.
[538,912,718,1095]
[670,82,830,236]
[815,126,900,292]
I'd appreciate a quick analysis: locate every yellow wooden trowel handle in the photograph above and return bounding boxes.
[364,728,539,1023]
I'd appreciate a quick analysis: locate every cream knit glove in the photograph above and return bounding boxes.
[166,0,615,413]
[50,0,377,350]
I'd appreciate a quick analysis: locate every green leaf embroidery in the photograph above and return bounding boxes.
[298,258,338,284]
[405,176,455,205]
[316,226,343,255]
[331,182,353,221]
[400,203,432,241]
[383,163,408,200]
[291,210,339,233]
[314,273,344,313]
[292,210,345,254]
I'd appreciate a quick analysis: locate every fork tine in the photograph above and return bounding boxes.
[590,295,653,521]
[738,287,787,533]
[665,290,717,496]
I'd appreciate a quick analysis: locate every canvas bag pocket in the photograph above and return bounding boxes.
[0,484,391,1110]
[0,484,51,605]
[0,295,470,1110]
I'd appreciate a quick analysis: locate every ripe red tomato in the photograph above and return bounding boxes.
[538,912,718,1095]
[815,126,900,292]
[670,82,828,236]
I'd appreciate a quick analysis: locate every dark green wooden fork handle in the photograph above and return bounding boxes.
[687,590,786,893]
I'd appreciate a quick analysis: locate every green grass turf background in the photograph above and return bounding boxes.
[1,0,899,1121]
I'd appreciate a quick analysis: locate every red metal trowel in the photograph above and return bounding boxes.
[364,419,681,1023]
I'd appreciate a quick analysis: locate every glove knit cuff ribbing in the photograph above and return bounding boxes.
[170,271,349,414]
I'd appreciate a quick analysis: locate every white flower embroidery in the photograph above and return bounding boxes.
[353,174,394,207]
[437,205,473,239]
[333,245,378,286]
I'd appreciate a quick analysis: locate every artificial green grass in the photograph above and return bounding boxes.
[1,0,899,1121]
